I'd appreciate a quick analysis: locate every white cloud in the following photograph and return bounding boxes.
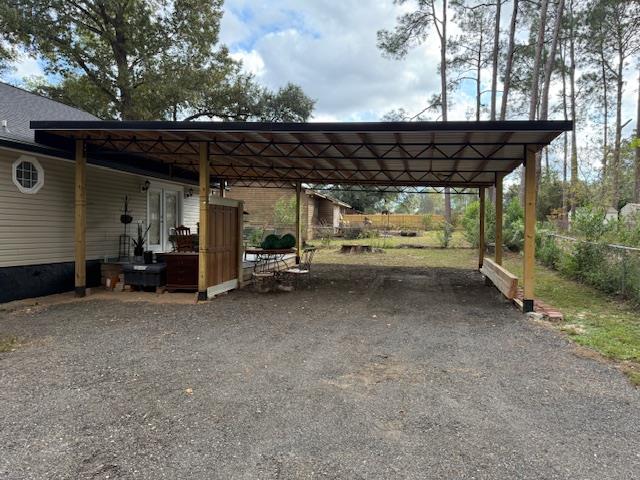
[4,50,44,84]
[220,0,444,122]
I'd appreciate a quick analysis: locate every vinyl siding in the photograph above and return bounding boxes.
[182,194,199,232]
[0,148,198,267]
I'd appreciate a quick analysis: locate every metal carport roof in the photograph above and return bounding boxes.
[31,120,572,189]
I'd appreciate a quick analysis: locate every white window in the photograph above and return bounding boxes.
[12,156,44,194]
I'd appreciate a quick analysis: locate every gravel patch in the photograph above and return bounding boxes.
[1,263,639,479]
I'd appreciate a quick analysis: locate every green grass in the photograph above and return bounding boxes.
[503,253,640,365]
[315,230,470,249]
[316,239,640,385]
[627,370,640,387]
[0,336,18,353]
[317,244,478,269]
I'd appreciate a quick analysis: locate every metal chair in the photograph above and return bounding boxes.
[281,247,317,290]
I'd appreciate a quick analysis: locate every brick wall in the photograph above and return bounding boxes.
[224,186,314,240]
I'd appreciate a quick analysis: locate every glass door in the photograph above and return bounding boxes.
[164,190,179,252]
[147,185,181,253]
[148,188,162,252]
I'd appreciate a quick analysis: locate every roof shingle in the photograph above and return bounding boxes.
[0,82,99,143]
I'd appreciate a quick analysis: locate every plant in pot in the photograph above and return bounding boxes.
[132,223,152,263]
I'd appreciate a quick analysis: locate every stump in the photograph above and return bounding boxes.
[340,244,373,254]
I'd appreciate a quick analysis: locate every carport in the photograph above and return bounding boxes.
[31,120,572,312]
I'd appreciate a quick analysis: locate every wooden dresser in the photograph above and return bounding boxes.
[160,252,198,291]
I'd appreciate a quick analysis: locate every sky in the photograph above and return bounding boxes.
[219,0,448,122]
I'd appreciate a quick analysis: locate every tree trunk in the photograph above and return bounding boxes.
[538,0,564,191]
[635,67,640,203]
[441,0,448,122]
[611,50,624,210]
[476,36,482,122]
[540,0,565,121]
[500,0,518,120]
[528,0,549,121]
[561,39,568,223]
[569,0,578,218]
[600,47,609,185]
[112,9,134,119]
[490,0,501,121]
[521,0,548,204]
[441,0,452,223]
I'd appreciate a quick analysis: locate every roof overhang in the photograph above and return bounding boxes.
[31,120,572,190]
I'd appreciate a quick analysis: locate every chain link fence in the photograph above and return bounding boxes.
[538,233,640,304]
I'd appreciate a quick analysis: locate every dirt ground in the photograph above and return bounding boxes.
[1,262,639,479]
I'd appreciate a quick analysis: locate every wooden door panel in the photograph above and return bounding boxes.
[206,203,240,294]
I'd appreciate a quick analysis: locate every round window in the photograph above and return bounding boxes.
[12,156,44,194]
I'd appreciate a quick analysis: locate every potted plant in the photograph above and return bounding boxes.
[132,223,151,263]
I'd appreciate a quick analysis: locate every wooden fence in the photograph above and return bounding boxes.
[343,214,445,230]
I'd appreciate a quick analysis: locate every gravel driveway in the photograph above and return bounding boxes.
[1,263,639,479]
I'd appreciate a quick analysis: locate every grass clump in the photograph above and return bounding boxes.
[0,336,19,353]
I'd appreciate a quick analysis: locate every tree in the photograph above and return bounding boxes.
[330,188,398,213]
[4,0,314,121]
[528,0,550,121]
[567,0,579,216]
[394,193,421,213]
[378,0,452,222]
[0,4,17,75]
[500,0,519,120]
[490,0,502,121]
[585,0,640,208]
[635,67,640,202]
[449,2,493,121]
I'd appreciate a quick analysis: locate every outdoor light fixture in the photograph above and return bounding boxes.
[184,187,194,198]
[140,180,150,192]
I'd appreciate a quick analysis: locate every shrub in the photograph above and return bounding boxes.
[461,200,496,248]
[245,227,265,247]
[273,195,296,226]
[537,233,562,269]
[421,214,434,231]
[573,206,610,241]
[437,222,454,248]
[503,198,524,251]
[358,229,380,239]
[343,227,362,240]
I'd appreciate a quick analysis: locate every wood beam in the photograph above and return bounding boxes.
[198,142,210,301]
[219,179,225,198]
[523,149,537,312]
[295,182,302,264]
[74,139,87,297]
[479,187,486,269]
[495,173,504,265]
[237,200,245,287]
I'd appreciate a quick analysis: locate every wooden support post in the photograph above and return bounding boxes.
[478,187,485,269]
[295,182,302,264]
[198,142,210,301]
[74,139,87,297]
[237,200,244,287]
[495,173,504,266]
[523,149,537,312]
[219,179,225,198]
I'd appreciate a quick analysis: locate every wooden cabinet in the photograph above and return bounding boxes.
[160,253,198,291]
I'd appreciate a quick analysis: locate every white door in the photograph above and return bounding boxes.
[147,186,181,252]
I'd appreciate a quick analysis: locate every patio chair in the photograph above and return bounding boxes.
[281,247,317,290]
[174,225,194,252]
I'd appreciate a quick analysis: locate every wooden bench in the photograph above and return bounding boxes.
[480,258,518,300]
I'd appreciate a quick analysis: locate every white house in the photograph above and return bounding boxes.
[620,203,640,226]
[0,82,203,303]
